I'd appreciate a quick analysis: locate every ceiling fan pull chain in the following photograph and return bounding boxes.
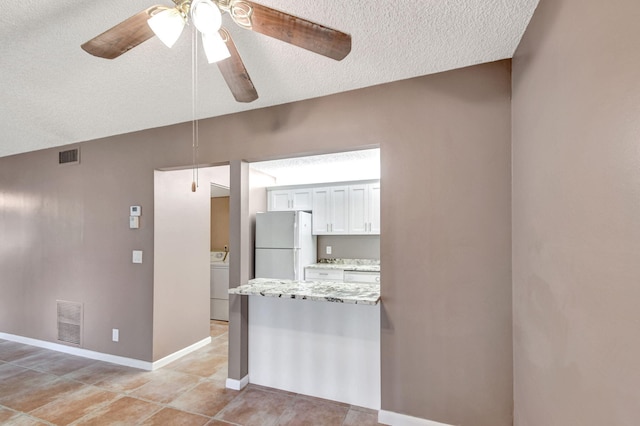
[191,26,200,192]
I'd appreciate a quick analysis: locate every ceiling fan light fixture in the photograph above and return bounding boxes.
[148,8,185,48]
[191,0,223,33]
[202,31,231,63]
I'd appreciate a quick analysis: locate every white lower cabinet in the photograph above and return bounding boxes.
[305,268,344,282]
[305,267,380,284]
[343,271,380,284]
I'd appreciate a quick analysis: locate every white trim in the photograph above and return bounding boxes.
[0,332,152,370]
[378,410,454,426]
[150,336,212,370]
[226,374,249,390]
[0,332,212,372]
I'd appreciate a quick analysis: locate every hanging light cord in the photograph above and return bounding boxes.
[191,26,200,192]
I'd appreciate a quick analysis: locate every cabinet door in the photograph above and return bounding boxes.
[329,186,349,234]
[312,187,330,234]
[348,184,368,234]
[291,188,313,211]
[368,182,381,234]
[269,189,292,211]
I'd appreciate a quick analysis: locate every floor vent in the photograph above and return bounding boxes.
[58,148,80,165]
[57,300,83,346]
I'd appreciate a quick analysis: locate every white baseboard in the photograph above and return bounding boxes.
[378,410,454,426]
[226,374,249,390]
[151,337,211,370]
[0,332,211,372]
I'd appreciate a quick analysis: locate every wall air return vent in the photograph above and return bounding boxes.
[58,148,80,165]
[57,300,83,346]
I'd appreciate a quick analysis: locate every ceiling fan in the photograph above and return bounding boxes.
[81,0,352,103]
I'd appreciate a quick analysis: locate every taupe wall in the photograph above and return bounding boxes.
[0,141,156,361]
[0,60,512,423]
[317,235,380,260]
[512,0,640,424]
[380,62,513,425]
[153,168,210,360]
[153,167,229,361]
[210,197,230,251]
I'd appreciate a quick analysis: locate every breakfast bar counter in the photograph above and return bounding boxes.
[229,277,381,409]
[228,278,380,305]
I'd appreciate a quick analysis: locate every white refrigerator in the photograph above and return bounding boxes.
[255,211,317,281]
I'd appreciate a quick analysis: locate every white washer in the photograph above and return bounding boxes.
[210,252,229,321]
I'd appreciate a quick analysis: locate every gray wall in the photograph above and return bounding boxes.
[0,60,512,424]
[512,0,640,424]
[317,235,380,260]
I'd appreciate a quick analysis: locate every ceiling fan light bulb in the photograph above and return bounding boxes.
[191,0,222,33]
[148,8,185,48]
[202,31,231,63]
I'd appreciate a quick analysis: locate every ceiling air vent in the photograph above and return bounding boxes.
[57,300,83,346]
[58,148,80,165]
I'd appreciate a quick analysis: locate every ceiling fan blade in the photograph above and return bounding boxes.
[216,29,258,103]
[230,1,351,61]
[81,7,161,59]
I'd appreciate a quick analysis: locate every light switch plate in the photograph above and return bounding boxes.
[130,206,141,216]
[112,329,119,342]
[132,250,143,264]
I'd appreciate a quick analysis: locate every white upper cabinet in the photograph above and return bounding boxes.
[368,182,381,234]
[312,186,349,235]
[348,182,380,235]
[348,184,368,233]
[267,180,379,235]
[268,188,313,211]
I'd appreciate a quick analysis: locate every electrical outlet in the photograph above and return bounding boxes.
[326,246,332,255]
[132,250,143,264]
[112,329,119,342]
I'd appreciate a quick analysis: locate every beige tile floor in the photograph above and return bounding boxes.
[0,321,381,425]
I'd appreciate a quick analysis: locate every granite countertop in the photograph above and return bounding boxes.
[228,278,381,305]
[306,258,380,272]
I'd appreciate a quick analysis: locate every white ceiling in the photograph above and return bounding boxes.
[0,0,539,159]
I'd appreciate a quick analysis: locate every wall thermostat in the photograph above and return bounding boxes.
[130,206,141,216]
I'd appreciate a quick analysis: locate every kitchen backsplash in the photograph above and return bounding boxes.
[317,235,380,260]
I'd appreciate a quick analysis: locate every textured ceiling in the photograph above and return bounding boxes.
[0,0,539,158]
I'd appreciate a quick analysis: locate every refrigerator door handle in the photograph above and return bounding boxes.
[293,249,299,280]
